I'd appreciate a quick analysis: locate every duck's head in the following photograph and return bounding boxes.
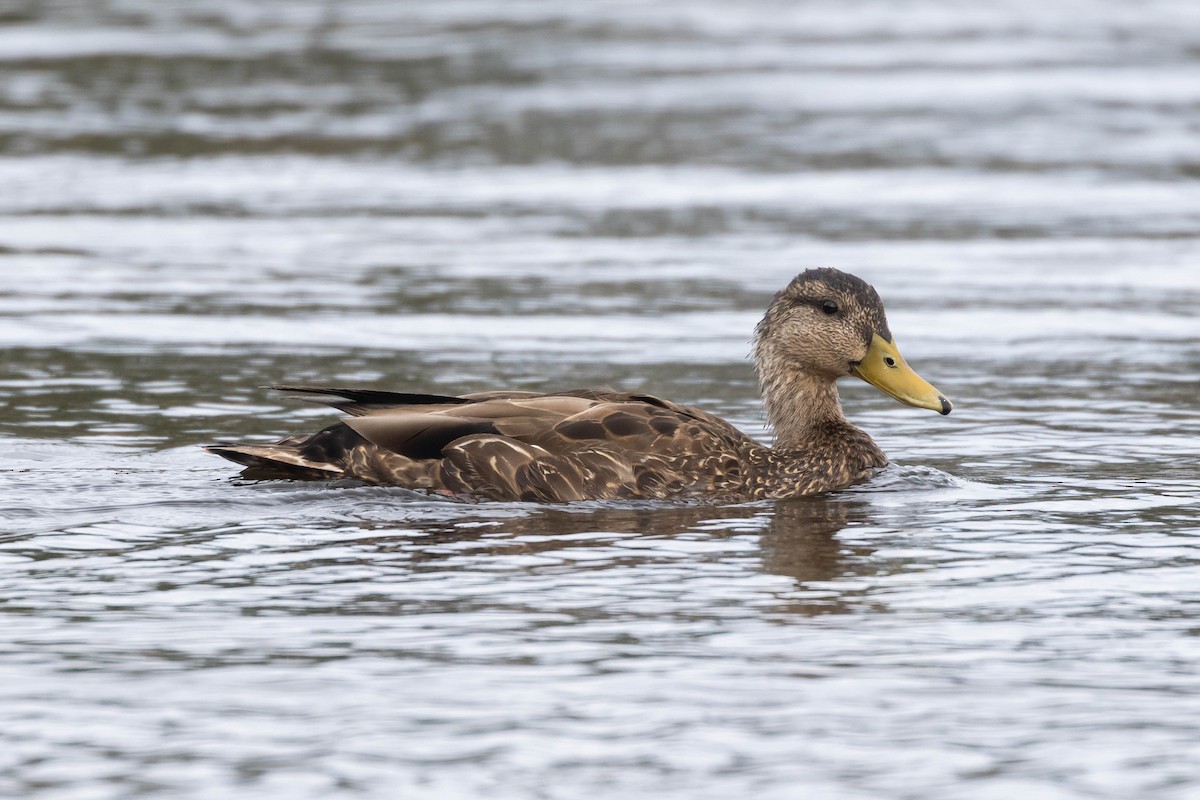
[754,268,951,415]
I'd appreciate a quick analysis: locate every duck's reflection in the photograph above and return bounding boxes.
[755,497,885,615]
[522,498,875,584]
[344,494,882,614]
[759,498,874,583]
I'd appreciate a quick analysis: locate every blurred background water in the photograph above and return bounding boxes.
[1,1,1199,798]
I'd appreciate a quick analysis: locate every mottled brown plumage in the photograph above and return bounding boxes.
[207,268,952,501]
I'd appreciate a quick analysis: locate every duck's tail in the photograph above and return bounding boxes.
[204,440,345,480]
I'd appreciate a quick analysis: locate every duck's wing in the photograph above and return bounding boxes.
[208,387,761,501]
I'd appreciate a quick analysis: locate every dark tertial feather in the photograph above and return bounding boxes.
[265,385,470,416]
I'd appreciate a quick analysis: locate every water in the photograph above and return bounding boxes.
[2,1,1199,797]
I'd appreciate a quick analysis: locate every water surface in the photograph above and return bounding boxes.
[2,1,1200,798]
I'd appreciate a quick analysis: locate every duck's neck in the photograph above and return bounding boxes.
[759,368,849,450]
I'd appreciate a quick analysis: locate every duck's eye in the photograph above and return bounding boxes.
[821,300,839,315]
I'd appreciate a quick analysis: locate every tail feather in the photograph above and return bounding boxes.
[204,442,344,479]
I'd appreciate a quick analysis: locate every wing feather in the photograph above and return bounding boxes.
[209,385,763,500]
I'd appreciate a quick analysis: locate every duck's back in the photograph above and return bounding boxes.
[206,386,765,502]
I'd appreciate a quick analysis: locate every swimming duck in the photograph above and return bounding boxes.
[206,268,951,501]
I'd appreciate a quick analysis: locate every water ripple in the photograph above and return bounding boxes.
[2,1,1200,798]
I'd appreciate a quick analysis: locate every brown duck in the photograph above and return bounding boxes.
[207,268,951,502]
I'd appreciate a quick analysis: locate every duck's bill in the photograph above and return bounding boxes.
[851,334,952,415]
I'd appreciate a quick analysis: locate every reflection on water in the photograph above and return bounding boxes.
[2,0,1200,798]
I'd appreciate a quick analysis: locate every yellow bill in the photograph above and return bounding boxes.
[851,334,952,415]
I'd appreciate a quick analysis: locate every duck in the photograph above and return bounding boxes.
[206,268,951,502]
